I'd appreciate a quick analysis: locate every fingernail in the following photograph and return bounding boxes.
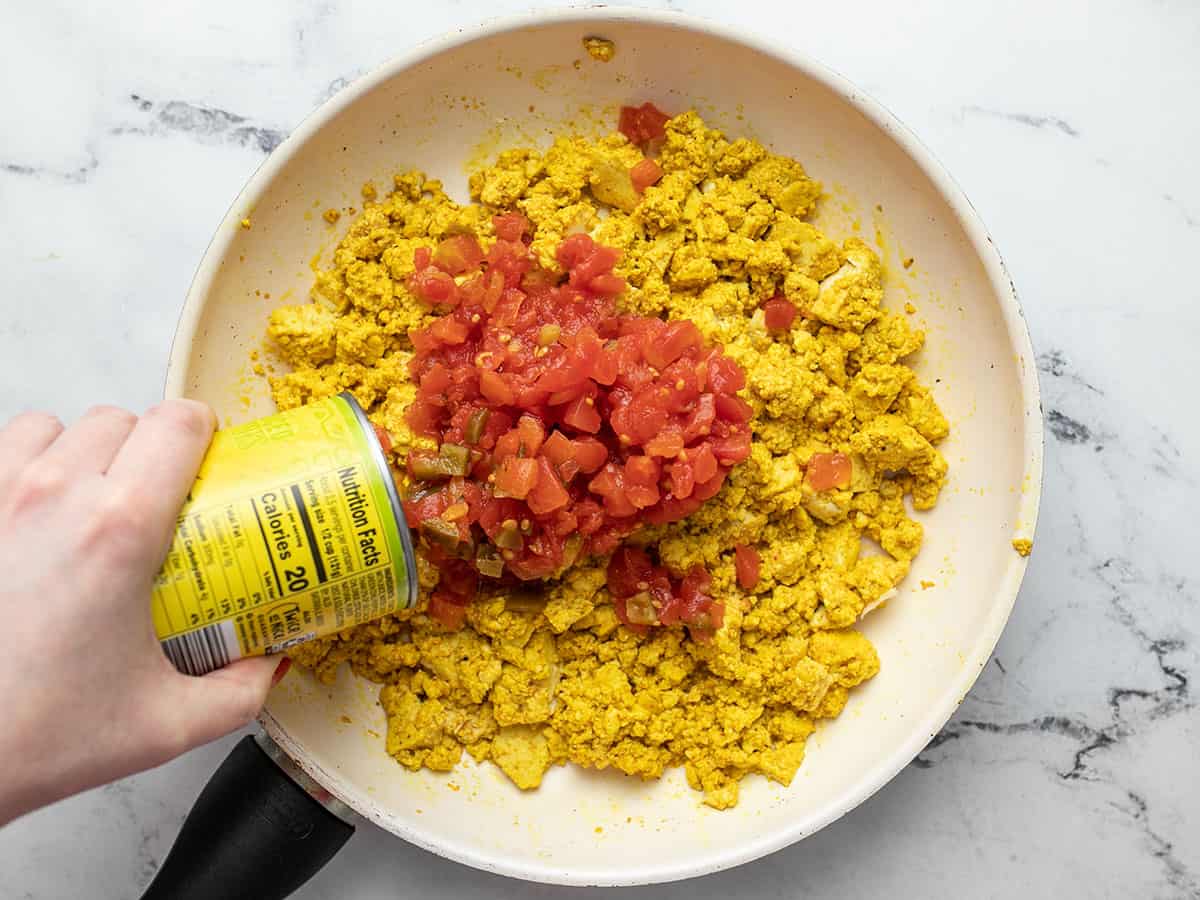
[271,657,292,687]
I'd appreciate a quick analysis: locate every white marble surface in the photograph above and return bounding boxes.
[2,0,1198,897]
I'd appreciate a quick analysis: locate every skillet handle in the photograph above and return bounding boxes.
[140,735,354,900]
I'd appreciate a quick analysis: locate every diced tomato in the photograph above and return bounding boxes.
[618,316,662,337]
[459,270,504,311]
[410,267,457,306]
[630,158,664,192]
[540,430,575,466]
[805,452,853,491]
[420,363,452,395]
[608,550,721,639]
[427,591,468,630]
[523,270,560,297]
[477,494,523,539]
[602,489,638,518]
[528,457,570,515]
[712,430,752,464]
[682,393,716,441]
[546,383,587,407]
[549,509,579,536]
[588,273,626,296]
[574,498,604,534]
[644,493,704,525]
[763,296,798,333]
[405,398,442,437]
[479,369,515,406]
[714,394,754,425]
[557,457,581,484]
[556,233,595,270]
[539,430,580,484]
[692,468,728,501]
[618,102,671,145]
[734,544,761,590]
[516,414,546,457]
[429,315,470,345]
[623,456,661,509]
[569,245,623,294]
[677,565,712,613]
[487,239,533,287]
[475,407,511,450]
[513,382,551,409]
[508,553,560,581]
[589,464,638,517]
[495,456,538,499]
[707,354,746,394]
[402,485,450,529]
[493,428,521,463]
[610,390,667,444]
[644,320,702,370]
[645,424,684,458]
[433,234,484,275]
[568,327,602,367]
[667,459,694,499]
[606,546,654,598]
[562,395,602,433]
[573,437,608,473]
[402,221,752,595]
[438,558,479,602]
[659,571,698,625]
[646,570,674,612]
[689,443,718,483]
[537,349,590,396]
[660,359,701,412]
[708,601,726,630]
[690,600,725,640]
[492,288,525,327]
[493,212,530,243]
[673,565,722,638]
[589,346,619,385]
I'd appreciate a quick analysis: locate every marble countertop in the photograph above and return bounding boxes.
[2,1,1198,897]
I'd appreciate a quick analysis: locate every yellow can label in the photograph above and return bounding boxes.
[153,394,416,675]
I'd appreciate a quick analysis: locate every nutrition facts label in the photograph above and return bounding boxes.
[154,461,400,669]
[151,395,413,676]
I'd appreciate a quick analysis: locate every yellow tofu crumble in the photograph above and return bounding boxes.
[269,110,949,809]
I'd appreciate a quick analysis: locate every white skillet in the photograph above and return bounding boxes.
[154,8,1043,893]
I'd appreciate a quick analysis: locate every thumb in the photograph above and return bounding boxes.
[168,656,285,751]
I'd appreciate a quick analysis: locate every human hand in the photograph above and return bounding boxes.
[0,400,283,826]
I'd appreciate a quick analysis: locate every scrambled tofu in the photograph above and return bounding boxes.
[273,111,949,809]
[582,37,616,63]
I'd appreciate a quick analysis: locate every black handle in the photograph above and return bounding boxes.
[141,736,354,900]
